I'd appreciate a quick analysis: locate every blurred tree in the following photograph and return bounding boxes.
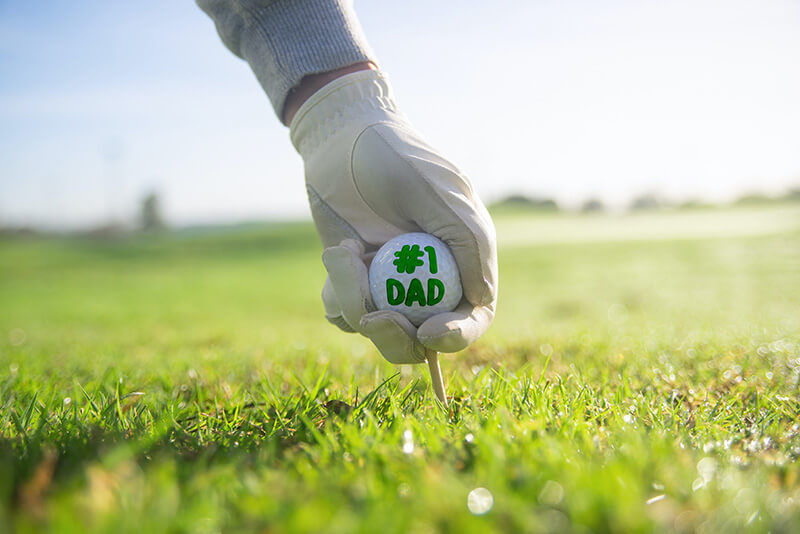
[580,198,605,213]
[629,193,665,211]
[140,192,165,231]
[734,192,772,205]
[782,186,800,202]
[490,194,560,213]
[677,199,711,210]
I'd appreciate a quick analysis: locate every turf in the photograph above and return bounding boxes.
[1,207,799,533]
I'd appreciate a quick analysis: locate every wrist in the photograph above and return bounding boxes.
[283,61,376,125]
[289,69,400,159]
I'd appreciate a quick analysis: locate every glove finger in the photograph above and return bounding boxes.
[350,123,498,309]
[408,168,497,310]
[416,300,495,353]
[321,276,356,332]
[360,310,430,364]
[321,239,374,332]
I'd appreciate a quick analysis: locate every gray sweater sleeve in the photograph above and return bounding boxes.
[197,0,377,119]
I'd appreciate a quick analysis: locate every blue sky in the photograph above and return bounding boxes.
[1,0,799,228]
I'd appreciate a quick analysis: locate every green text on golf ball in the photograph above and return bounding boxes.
[369,233,463,326]
[385,277,445,307]
[384,243,444,307]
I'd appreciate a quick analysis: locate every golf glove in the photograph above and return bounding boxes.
[290,69,498,365]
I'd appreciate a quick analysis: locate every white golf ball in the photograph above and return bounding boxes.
[368,232,462,326]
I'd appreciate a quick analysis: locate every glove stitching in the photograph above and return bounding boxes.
[348,121,401,225]
[307,184,365,243]
[294,82,398,157]
[325,314,356,333]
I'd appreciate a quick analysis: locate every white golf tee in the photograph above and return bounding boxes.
[426,352,448,407]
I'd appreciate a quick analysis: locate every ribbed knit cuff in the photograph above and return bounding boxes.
[227,0,376,119]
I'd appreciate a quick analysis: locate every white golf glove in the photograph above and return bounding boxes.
[290,70,498,365]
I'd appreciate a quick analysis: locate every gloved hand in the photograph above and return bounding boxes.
[289,69,498,365]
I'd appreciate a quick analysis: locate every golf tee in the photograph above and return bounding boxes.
[426,352,448,407]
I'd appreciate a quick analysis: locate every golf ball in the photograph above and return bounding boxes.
[368,233,463,326]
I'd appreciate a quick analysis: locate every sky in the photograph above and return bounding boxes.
[1,0,799,228]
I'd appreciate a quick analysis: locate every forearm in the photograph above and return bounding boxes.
[197,0,377,123]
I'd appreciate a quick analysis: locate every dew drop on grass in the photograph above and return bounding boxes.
[465,433,474,444]
[402,430,414,454]
[538,481,564,506]
[746,510,760,526]
[63,397,71,406]
[467,487,493,515]
[697,457,717,482]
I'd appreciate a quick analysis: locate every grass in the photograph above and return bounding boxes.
[1,207,799,532]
